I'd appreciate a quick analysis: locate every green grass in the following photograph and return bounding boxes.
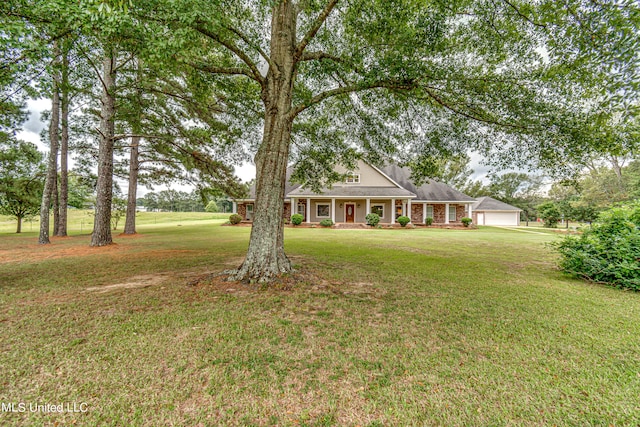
[1,214,640,426]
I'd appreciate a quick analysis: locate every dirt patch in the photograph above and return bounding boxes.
[0,241,123,264]
[85,274,167,293]
[185,267,385,299]
[117,232,146,238]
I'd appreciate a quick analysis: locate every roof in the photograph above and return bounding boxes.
[380,164,477,202]
[287,186,416,198]
[245,162,476,202]
[472,196,522,211]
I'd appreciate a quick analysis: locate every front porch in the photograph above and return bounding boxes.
[234,198,473,225]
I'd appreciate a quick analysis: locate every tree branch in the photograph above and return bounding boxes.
[185,60,257,80]
[295,0,339,58]
[500,0,547,28]
[288,78,418,119]
[422,86,535,131]
[221,24,276,72]
[193,24,265,85]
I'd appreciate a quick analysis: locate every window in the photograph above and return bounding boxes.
[449,205,457,222]
[426,205,434,219]
[246,204,254,220]
[297,203,305,218]
[345,173,360,184]
[371,204,384,218]
[316,203,330,218]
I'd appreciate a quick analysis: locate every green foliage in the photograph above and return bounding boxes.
[319,219,333,228]
[205,200,219,213]
[425,217,434,226]
[537,202,561,228]
[229,213,242,225]
[0,140,44,232]
[365,213,380,227]
[461,217,472,227]
[397,216,410,227]
[553,203,640,290]
[290,213,303,226]
[110,196,126,230]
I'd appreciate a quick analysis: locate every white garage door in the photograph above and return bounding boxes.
[484,212,519,226]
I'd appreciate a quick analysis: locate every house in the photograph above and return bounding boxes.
[471,196,522,226]
[233,160,478,225]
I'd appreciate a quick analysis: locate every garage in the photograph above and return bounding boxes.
[473,197,521,226]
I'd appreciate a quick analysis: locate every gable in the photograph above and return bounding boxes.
[333,160,399,188]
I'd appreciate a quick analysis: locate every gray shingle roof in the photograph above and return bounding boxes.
[246,163,476,202]
[380,164,476,202]
[287,186,416,198]
[472,196,521,211]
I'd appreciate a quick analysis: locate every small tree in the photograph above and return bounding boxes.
[205,200,220,212]
[0,141,45,233]
[538,202,561,228]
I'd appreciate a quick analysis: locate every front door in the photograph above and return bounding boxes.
[345,204,355,223]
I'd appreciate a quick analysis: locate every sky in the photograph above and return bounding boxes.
[17,98,494,194]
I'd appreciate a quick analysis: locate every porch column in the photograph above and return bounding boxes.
[423,202,427,223]
[331,198,336,223]
[366,198,370,216]
[306,198,311,223]
[232,201,237,214]
[391,198,395,224]
[407,199,412,223]
[445,203,450,224]
[291,197,296,218]
[468,203,473,223]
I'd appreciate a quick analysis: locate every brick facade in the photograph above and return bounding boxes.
[237,203,247,220]
[411,204,423,223]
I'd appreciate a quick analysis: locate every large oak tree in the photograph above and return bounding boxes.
[138,0,639,282]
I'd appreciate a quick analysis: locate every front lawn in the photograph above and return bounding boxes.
[1,216,639,426]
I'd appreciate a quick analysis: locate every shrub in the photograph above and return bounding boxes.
[397,216,410,227]
[538,201,561,228]
[319,219,334,227]
[229,214,243,225]
[365,213,380,227]
[461,217,472,227]
[425,217,433,226]
[552,202,640,291]
[291,213,304,226]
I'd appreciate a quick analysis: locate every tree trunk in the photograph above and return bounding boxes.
[38,42,61,244]
[52,172,59,235]
[123,58,142,235]
[123,135,140,234]
[91,50,117,247]
[16,216,22,234]
[232,2,297,282]
[57,44,70,237]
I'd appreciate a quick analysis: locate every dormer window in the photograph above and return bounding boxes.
[345,173,360,184]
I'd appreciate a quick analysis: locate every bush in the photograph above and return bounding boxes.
[461,217,472,227]
[366,213,380,227]
[552,202,640,291]
[319,219,334,227]
[425,217,433,226]
[538,201,561,228]
[397,216,410,227]
[229,214,243,225]
[291,213,304,226]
